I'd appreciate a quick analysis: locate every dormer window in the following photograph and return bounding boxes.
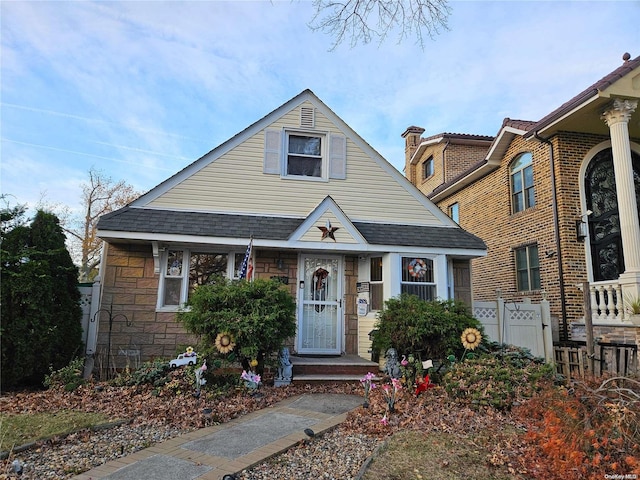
[263,128,346,181]
[423,156,434,179]
[286,133,323,177]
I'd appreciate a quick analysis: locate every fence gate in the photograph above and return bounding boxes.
[473,298,553,362]
[78,278,101,356]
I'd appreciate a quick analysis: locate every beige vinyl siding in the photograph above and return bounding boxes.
[299,215,359,243]
[149,103,441,226]
[357,315,377,361]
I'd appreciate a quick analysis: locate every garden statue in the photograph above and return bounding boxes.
[274,347,293,387]
[194,360,207,398]
[384,348,401,379]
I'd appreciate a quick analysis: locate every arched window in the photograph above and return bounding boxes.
[584,148,640,281]
[510,153,535,213]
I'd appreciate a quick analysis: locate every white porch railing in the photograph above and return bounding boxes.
[588,280,623,322]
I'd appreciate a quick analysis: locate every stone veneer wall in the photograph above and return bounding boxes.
[97,242,198,369]
[98,244,360,365]
[344,256,358,355]
[570,323,640,346]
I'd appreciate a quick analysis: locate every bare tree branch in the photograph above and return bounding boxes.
[43,167,140,282]
[309,0,450,50]
[75,167,139,282]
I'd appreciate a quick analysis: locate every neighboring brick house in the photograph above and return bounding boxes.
[92,89,486,367]
[405,54,640,351]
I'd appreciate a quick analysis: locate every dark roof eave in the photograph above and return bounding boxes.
[524,55,640,139]
[523,89,599,139]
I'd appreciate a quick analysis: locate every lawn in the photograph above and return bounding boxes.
[0,410,113,450]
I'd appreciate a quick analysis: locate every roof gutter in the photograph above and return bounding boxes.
[526,94,601,140]
[533,132,569,341]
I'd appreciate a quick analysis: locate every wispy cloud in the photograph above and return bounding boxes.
[1,0,638,212]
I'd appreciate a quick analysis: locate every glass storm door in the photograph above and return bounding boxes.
[297,255,342,354]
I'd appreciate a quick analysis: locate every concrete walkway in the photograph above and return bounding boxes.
[73,393,363,480]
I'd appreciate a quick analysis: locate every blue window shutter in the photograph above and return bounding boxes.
[329,133,346,179]
[264,129,282,174]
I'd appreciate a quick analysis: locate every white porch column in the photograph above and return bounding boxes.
[601,98,640,299]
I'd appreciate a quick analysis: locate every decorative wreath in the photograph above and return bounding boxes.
[408,258,427,278]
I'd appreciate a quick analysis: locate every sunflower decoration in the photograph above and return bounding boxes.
[214,332,236,354]
[461,328,482,350]
[185,346,195,357]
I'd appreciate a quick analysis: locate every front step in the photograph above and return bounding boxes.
[290,355,380,383]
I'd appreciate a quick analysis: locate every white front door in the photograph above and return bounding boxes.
[297,255,343,354]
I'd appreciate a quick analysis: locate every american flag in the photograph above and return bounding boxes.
[238,238,253,280]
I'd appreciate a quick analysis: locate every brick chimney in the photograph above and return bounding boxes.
[401,126,425,182]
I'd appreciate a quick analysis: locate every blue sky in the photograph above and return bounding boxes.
[1,1,639,217]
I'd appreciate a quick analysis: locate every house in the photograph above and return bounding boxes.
[93,89,486,368]
[404,53,640,354]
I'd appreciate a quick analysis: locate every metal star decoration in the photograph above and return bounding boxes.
[318,219,339,242]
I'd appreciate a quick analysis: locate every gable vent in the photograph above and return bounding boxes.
[300,106,315,128]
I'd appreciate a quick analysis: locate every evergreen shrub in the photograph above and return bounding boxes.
[177,277,296,374]
[1,209,83,390]
[371,294,483,362]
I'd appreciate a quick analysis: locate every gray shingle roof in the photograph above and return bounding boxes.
[98,207,486,250]
[98,207,304,240]
[352,222,485,249]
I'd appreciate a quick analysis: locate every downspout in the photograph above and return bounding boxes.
[442,140,450,186]
[534,133,569,341]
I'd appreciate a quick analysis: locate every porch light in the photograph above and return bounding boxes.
[576,210,592,242]
[576,210,593,242]
[276,258,285,270]
[576,220,588,241]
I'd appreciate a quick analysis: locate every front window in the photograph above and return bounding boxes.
[159,249,232,308]
[510,153,535,213]
[287,133,323,177]
[401,257,435,301]
[188,253,227,296]
[233,252,247,278]
[369,257,383,311]
[163,250,184,306]
[423,156,434,179]
[515,244,540,291]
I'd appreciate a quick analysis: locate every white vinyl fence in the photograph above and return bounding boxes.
[473,298,554,362]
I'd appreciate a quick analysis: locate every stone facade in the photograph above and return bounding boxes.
[96,243,360,366]
[97,243,199,368]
